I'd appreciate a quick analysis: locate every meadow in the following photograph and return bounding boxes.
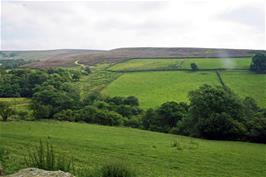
[180,57,251,70]
[1,121,265,177]
[109,59,182,71]
[0,98,31,112]
[102,71,220,108]
[221,71,266,107]
[109,57,251,71]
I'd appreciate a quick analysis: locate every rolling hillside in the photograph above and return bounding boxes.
[1,121,265,177]
[1,48,263,68]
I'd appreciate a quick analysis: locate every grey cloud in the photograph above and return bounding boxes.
[218,3,265,32]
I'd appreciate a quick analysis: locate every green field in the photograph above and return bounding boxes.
[109,59,182,71]
[109,58,251,71]
[1,121,265,177]
[181,58,251,70]
[221,71,266,107]
[102,71,220,108]
[0,98,31,112]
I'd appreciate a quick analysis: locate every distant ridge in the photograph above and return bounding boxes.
[1,47,265,68]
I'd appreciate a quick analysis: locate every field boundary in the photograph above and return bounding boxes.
[108,68,249,73]
[215,70,226,87]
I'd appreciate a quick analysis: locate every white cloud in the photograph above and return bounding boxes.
[1,0,265,50]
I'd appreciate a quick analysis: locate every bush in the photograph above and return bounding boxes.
[77,106,98,123]
[0,102,14,121]
[123,96,139,106]
[142,102,188,132]
[190,63,198,71]
[114,105,142,118]
[101,161,136,177]
[124,116,141,128]
[106,96,125,105]
[25,140,74,172]
[247,112,266,143]
[250,53,266,73]
[197,112,246,140]
[94,110,124,126]
[83,92,102,105]
[53,109,76,122]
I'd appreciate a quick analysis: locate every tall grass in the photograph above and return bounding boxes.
[101,161,136,177]
[25,140,74,172]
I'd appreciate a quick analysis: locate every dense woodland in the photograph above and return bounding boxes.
[0,54,266,143]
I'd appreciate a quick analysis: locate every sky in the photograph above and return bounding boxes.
[0,0,265,50]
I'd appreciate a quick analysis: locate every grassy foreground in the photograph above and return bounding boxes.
[1,121,265,177]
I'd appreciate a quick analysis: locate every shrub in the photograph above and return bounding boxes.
[114,105,142,118]
[124,116,141,128]
[123,96,139,106]
[77,106,98,123]
[53,109,76,122]
[247,112,266,143]
[190,63,198,71]
[25,140,74,172]
[0,102,14,121]
[94,110,124,126]
[83,92,102,105]
[106,96,125,105]
[101,161,136,177]
[250,53,266,73]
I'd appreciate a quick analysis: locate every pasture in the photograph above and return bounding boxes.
[109,59,182,71]
[102,71,220,108]
[180,57,251,70]
[221,71,266,107]
[1,121,265,177]
[109,57,251,71]
[0,97,31,112]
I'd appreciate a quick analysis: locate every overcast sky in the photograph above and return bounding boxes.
[0,0,265,50]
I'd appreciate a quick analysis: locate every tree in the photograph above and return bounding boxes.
[84,66,91,73]
[157,102,188,128]
[94,110,123,126]
[246,110,266,143]
[124,96,139,106]
[191,63,198,71]
[250,53,266,73]
[142,102,188,132]
[0,102,14,121]
[188,84,246,139]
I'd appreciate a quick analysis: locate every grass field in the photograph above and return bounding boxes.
[0,98,31,112]
[102,71,220,108]
[1,121,265,177]
[109,59,182,71]
[221,71,266,107]
[181,58,251,70]
[109,58,251,71]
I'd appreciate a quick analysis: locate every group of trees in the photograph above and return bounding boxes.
[0,68,85,97]
[32,85,142,126]
[142,85,266,143]
[0,59,31,69]
[250,53,266,73]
